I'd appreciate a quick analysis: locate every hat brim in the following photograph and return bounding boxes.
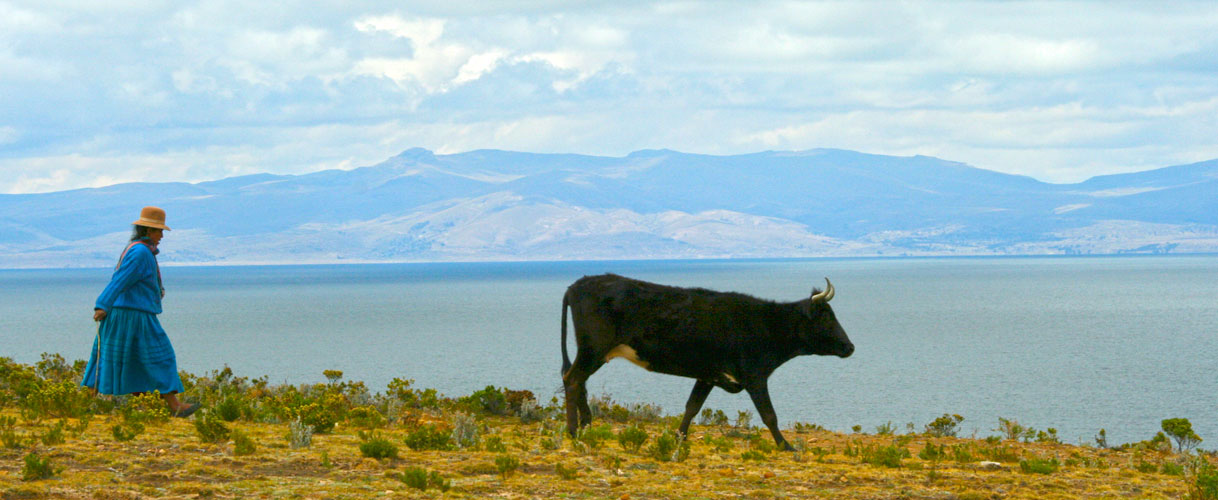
[133,219,171,231]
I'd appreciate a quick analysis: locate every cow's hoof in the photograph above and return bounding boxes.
[778,441,795,452]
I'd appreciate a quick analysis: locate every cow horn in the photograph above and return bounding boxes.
[811,278,835,303]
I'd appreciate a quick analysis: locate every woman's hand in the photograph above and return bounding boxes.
[93,309,107,322]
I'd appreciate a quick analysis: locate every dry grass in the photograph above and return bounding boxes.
[1,408,1202,499]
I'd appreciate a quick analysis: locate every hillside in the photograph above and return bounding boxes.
[1,149,1216,267]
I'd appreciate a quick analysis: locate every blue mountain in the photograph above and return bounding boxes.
[1,149,1215,267]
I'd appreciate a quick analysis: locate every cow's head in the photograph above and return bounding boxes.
[800,278,854,358]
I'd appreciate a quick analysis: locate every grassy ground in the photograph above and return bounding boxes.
[1,358,1213,499]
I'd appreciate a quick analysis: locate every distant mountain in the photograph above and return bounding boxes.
[2,148,1216,267]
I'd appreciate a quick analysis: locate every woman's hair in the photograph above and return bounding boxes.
[130,224,155,242]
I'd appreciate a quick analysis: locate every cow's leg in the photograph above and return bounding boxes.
[678,380,714,439]
[745,381,793,451]
[562,350,605,437]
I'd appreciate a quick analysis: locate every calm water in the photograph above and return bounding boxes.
[2,256,1215,446]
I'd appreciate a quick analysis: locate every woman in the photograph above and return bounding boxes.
[81,206,199,417]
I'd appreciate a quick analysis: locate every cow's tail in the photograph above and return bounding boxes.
[560,291,571,378]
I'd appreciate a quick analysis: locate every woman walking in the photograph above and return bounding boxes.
[81,206,198,417]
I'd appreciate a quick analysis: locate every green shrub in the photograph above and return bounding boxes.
[951,443,976,463]
[996,417,1035,441]
[741,450,768,461]
[1189,458,1218,500]
[463,386,509,415]
[346,405,386,429]
[1035,428,1060,443]
[39,420,66,446]
[924,414,964,438]
[193,410,231,443]
[21,452,58,481]
[1162,462,1184,476]
[556,462,579,480]
[21,380,93,420]
[495,454,520,479]
[111,421,143,441]
[617,425,649,453]
[2,415,28,448]
[1135,461,1158,474]
[358,431,399,459]
[647,429,690,462]
[918,442,946,461]
[1019,457,1060,474]
[120,392,171,426]
[699,408,729,427]
[1162,418,1203,453]
[577,424,614,450]
[404,424,453,451]
[876,421,897,435]
[214,395,248,422]
[484,435,508,452]
[397,467,450,492]
[232,428,257,456]
[860,442,910,468]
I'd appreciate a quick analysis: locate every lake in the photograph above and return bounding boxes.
[2,255,1215,446]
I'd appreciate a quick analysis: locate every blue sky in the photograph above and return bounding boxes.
[2,1,1217,194]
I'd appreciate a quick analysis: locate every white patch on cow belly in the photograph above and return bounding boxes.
[605,345,649,369]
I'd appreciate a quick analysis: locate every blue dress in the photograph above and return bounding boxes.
[80,241,185,395]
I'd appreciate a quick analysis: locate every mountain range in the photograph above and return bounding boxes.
[2,148,1216,268]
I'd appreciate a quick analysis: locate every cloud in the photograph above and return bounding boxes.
[3,2,1218,193]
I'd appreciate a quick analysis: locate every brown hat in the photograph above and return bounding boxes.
[132,206,171,231]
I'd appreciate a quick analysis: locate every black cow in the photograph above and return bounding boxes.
[560,273,853,450]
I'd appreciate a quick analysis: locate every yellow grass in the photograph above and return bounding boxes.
[1,408,1201,499]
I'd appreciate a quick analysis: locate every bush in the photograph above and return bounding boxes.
[21,380,94,420]
[120,392,171,426]
[918,442,946,461]
[860,443,911,468]
[111,421,143,441]
[996,417,1035,441]
[556,462,579,480]
[40,420,66,446]
[618,425,649,453]
[1189,458,1218,500]
[1162,418,1203,453]
[577,424,614,450]
[404,424,453,451]
[21,452,58,481]
[194,410,231,443]
[451,412,480,449]
[647,429,690,462]
[232,428,257,456]
[495,454,520,479]
[359,431,399,459]
[397,467,450,492]
[214,395,249,422]
[463,386,509,416]
[699,408,729,427]
[346,405,386,429]
[924,414,964,438]
[484,435,507,452]
[287,417,312,449]
[1019,457,1060,474]
[741,450,768,461]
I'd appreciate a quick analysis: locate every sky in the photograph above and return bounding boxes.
[2,1,1217,194]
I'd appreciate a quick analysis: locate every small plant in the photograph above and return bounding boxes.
[735,410,753,429]
[287,417,312,449]
[577,424,614,450]
[484,435,508,452]
[1161,462,1184,476]
[451,412,480,449]
[924,414,964,438]
[463,385,509,415]
[404,424,453,451]
[1187,457,1218,500]
[2,415,28,448]
[996,417,1035,441]
[495,454,521,480]
[111,421,143,442]
[1162,418,1203,453]
[120,392,171,426]
[1019,457,1060,474]
[741,449,768,461]
[516,399,547,424]
[397,467,450,492]
[876,421,897,435]
[21,452,58,481]
[700,408,729,426]
[323,369,343,384]
[232,428,257,456]
[1035,428,1060,443]
[647,429,690,462]
[214,395,249,422]
[1095,428,1109,448]
[359,430,399,459]
[617,425,649,453]
[40,420,66,446]
[951,443,977,463]
[918,442,946,461]
[860,442,911,468]
[193,410,232,443]
[555,462,579,480]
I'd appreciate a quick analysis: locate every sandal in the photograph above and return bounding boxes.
[173,403,201,418]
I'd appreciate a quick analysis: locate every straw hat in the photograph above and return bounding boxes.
[132,206,171,231]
